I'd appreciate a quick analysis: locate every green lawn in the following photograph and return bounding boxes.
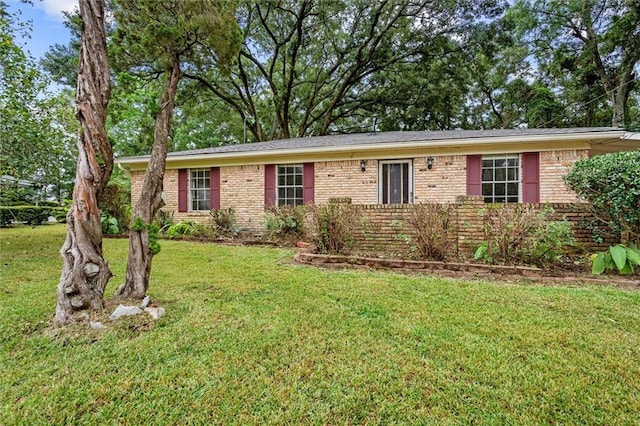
[1,224,639,424]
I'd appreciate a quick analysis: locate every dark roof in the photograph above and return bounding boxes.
[170,127,621,156]
[118,127,624,161]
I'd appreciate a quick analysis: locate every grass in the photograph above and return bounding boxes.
[1,224,639,424]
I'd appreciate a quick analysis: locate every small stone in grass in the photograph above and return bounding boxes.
[109,304,142,320]
[140,295,151,309]
[144,307,165,320]
[90,321,105,330]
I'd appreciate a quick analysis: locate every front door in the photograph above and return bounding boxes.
[379,160,412,204]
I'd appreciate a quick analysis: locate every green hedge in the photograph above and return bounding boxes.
[0,206,67,226]
[51,207,68,223]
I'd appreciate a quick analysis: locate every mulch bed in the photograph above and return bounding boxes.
[293,252,640,290]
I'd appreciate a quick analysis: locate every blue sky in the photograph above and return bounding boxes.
[6,0,76,59]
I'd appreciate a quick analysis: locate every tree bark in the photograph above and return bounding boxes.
[56,0,112,325]
[115,59,181,299]
[611,71,634,128]
[579,6,639,128]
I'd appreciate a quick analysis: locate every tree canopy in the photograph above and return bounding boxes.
[0,4,76,201]
[183,0,509,140]
[510,0,640,128]
[22,0,640,159]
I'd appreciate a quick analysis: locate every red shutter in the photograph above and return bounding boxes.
[210,167,220,210]
[178,169,188,212]
[264,164,276,210]
[303,162,315,204]
[466,155,482,196]
[522,152,540,203]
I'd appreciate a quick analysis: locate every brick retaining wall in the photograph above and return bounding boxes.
[347,197,618,259]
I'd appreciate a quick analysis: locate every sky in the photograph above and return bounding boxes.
[6,0,77,60]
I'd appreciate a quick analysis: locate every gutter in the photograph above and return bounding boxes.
[621,132,640,140]
[116,162,130,176]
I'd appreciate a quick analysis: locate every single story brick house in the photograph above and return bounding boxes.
[117,127,639,233]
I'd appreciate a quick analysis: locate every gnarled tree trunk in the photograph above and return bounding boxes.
[56,0,112,324]
[115,59,181,299]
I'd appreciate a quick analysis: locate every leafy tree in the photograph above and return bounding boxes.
[185,0,496,141]
[0,4,76,202]
[107,72,160,157]
[547,44,613,127]
[462,16,533,129]
[39,90,78,203]
[56,0,113,324]
[367,37,471,131]
[41,2,244,155]
[524,84,566,127]
[38,10,165,157]
[512,0,640,128]
[1,4,43,177]
[367,2,568,132]
[564,150,640,242]
[40,10,82,87]
[111,0,241,299]
[39,0,640,155]
[171,87,245,149]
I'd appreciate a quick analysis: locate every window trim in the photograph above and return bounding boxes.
[378,159,413,204]
[481,154,521,203]
[276,164,304,206]
[189,168,211,212]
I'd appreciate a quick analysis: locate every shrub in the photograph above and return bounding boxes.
[265,205,307,238]
[51,207,68,223]
[192,222,217,239]
[101,213,120,235]
[154,210,175,235]
[564,150,640,242]
[0,183,36,205]
[165,220,217,240]
[99,182,131,232]
[210,208,238,237]
[165,221,199,239]
[405,203,454,261]
[591,244,640,275]
[308,202,362,255]
[0,206,52,226]
[475,205,574,266]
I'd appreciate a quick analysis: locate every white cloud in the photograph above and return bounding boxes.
[37,0,79,21]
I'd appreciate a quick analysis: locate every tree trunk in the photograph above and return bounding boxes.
[611,73,633,128]
[115,60,181,299]
[56,0,112,325]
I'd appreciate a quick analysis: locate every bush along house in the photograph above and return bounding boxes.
[117,127,639,246]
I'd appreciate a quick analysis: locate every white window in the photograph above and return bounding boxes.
[482,154,519,203]
[190,168,210,211]
[379,160,413,204]
[277,165,303,206]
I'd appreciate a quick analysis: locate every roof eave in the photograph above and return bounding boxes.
[115,130,627,168]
